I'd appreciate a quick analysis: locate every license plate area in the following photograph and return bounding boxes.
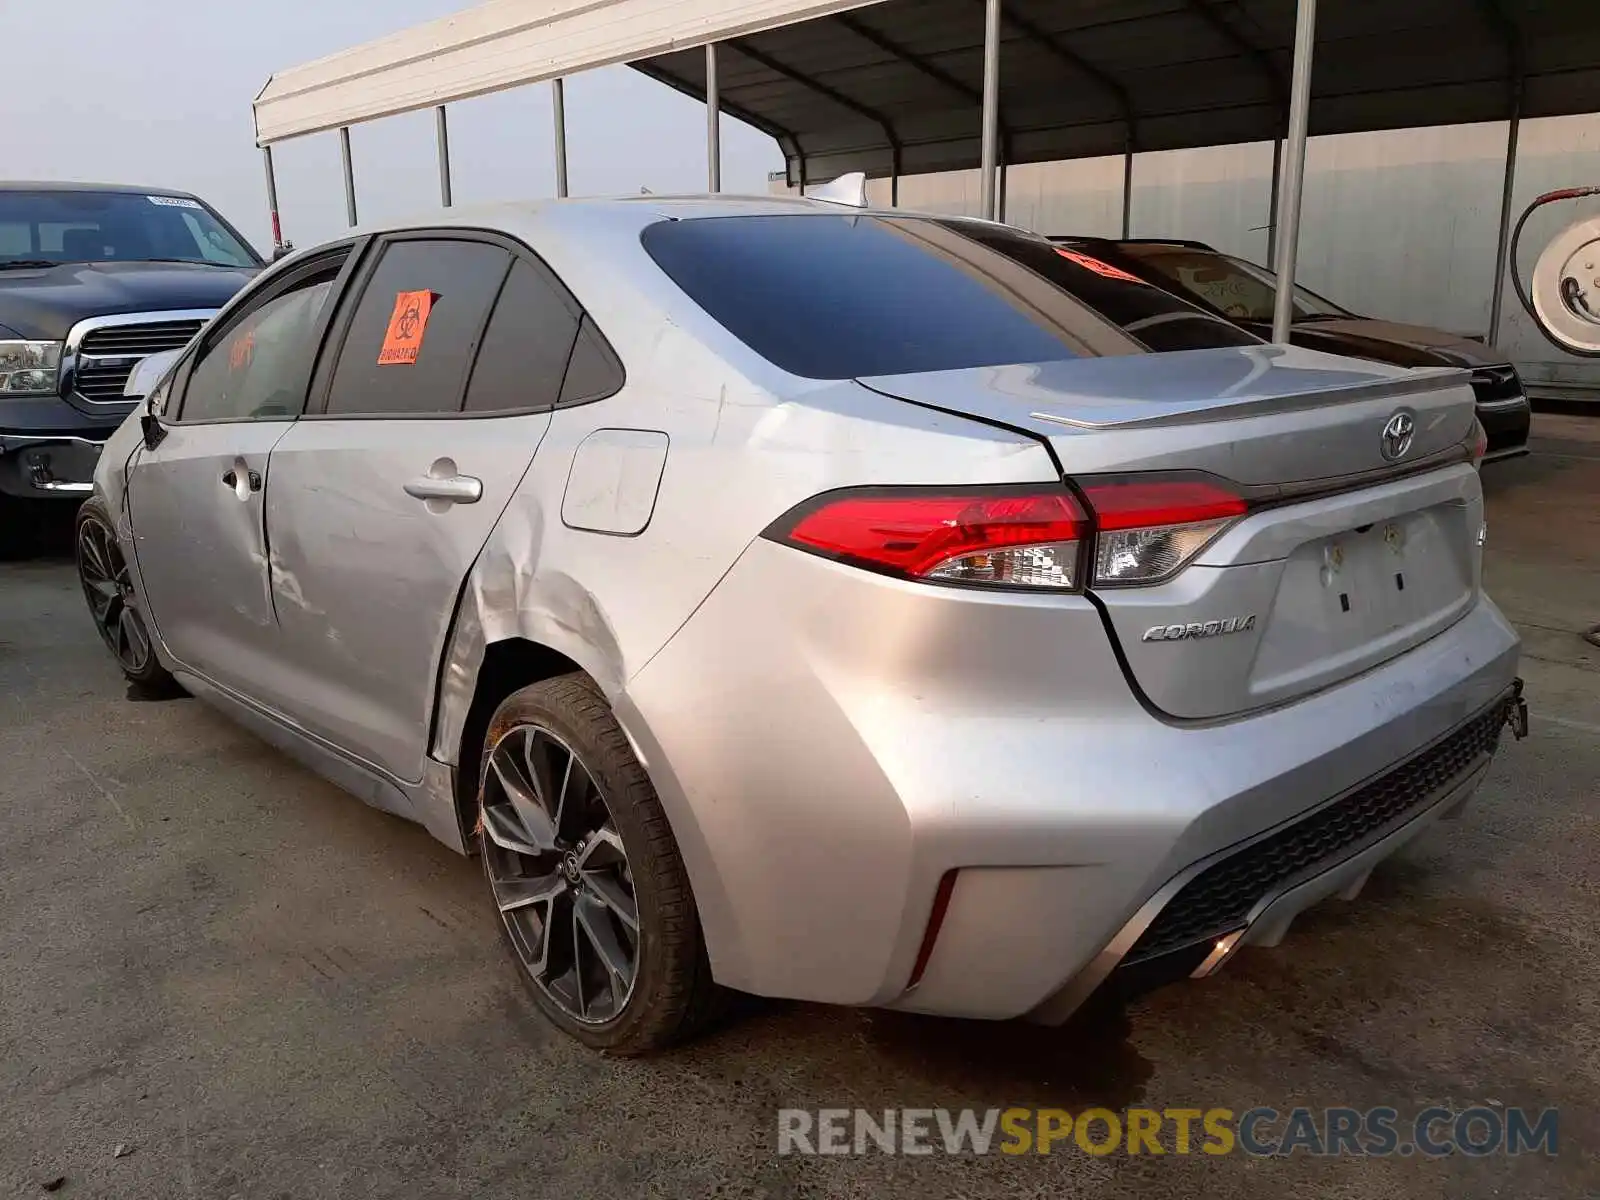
[1251,504,1475,695]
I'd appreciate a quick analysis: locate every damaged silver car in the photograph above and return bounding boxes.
[79,198,1525,1053]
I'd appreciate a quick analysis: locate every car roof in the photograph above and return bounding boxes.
[0,180,201,198]
[320,193,1019,249]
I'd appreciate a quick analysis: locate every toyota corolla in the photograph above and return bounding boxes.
[78,198,1525,1053]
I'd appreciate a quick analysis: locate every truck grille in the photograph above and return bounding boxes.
[1123,696,1512,966]
[73,317,207,402]
[1469,365,1523,405]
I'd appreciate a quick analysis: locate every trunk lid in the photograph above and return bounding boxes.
[859,346,1485,719]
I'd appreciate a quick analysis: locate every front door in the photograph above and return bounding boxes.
[128,252,349,696]
[262,236,596,784]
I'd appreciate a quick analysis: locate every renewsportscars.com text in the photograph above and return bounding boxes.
[777,1105,1558,1158]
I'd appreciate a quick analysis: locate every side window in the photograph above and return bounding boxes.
[324,238,511,417]
[462,259,580,414]
[179,273,337,422]
[559,316,625,407]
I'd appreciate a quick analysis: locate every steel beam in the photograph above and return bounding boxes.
[980,0,1002,220]
[1121,141,1134,237]
[1270,0,1317,344]
[261,145,283,253]
[435,105,452,207]
[552,78,569,198]
[1488,104,1522,346]
[339,126,357,227]
[1267,137,1283,266]
[706,44,722,193]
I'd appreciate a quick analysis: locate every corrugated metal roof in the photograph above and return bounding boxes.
[252,0,885,144]
[255,0,1600,188]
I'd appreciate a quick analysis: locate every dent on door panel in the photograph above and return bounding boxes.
[560,428,669,535]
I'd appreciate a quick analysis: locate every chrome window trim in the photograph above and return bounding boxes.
[61,308,217,405]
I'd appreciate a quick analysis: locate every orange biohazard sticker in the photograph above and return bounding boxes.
[228,329,255,373]
[1053,247,1146,285]
[378,290,435,365]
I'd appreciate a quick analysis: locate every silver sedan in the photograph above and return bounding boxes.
[77,197,1523,1053]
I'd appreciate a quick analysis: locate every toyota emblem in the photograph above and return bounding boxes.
[1380,410,1416,462]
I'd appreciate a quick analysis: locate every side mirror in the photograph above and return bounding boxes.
[124,348,184,405]
[140,410,165,451]
[125,348,184,451]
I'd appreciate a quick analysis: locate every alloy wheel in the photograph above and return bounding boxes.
[480,724,640,1024]
[76,514,153,675]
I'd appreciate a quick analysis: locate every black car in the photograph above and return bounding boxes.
[0,182,261,554]
[1051,237,1532,461]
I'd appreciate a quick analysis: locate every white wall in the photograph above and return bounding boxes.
[779,115,1600,392]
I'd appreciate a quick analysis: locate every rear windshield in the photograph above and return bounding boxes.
[640,214,1258,379]
[0,190,260,268]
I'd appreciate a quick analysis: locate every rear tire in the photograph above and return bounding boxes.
[478,672,723,1054]
[74,496,173,689]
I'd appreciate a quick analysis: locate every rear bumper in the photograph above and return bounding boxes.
[1477,394,1532,460]
[1028,685,1516,1022]
[622,536,1521,1019]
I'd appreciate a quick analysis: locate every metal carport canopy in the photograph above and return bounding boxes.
[254,0,1600,186]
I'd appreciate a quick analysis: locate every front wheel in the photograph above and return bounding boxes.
[75,497,172,689]
[478,673,722,1054]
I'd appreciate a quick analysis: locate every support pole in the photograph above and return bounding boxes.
[552,78,570,198]
[1487,101,1522,346]
[435,105,453,208]
[706,44,722,193]
[1121,140,1134,238]
[1267,137,1283,267]
[261,145,283,254]
[979,0,1002,220]
[1270,0,1317,345]
[339,127,357,227]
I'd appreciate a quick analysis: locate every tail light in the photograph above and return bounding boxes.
[768,487,1088,590]
[1080,477,1248,586]
[764,472,1249,591]
[1471,418,1489,467]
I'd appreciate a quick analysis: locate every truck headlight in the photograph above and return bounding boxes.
[0,341,62,395]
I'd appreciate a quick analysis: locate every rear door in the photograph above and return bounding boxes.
[260,232,595,784]
[126,247,351,695]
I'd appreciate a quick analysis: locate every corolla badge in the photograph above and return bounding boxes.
[1143,615,1257,642]
[1380,409,1416,462]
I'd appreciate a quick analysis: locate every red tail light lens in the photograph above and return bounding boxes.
[766,475,1250,591]
[1471,419,1489,466]
[1079,476,1249,586]
[768,487,1089,589]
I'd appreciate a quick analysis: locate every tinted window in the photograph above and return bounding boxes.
[180,274,335,422]
[640,215,1259,379]
[956,230,1264,353]
[0,189,258,267]
[462,259,581,414]
[558,316,625,407]
[1117,244,1350,323]
[326,239,512,417]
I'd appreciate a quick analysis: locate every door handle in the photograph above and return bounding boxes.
[404,474,482,504]
[221,467,262,492]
